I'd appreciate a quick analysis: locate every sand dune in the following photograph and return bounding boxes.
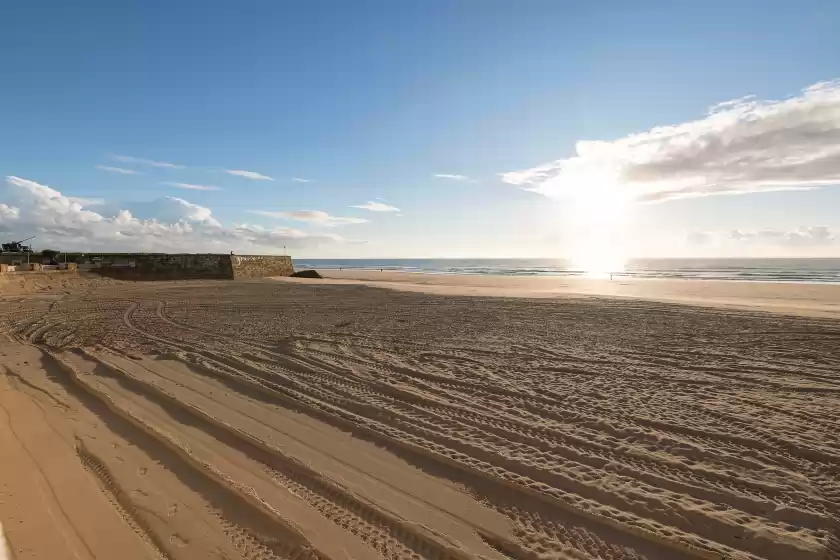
[0,278,838,559]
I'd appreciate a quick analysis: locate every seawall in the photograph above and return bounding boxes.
[87,254,293,281]
[230,255,294,279]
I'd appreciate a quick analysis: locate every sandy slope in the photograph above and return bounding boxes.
[0,272,119,296]
[0,278,839,559]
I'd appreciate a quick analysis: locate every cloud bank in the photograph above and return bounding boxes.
[251,210,367,227]
[728,226,835,245]
[0,176,341,253]
[225,170,274,181]
[351,201,400,212]
[687,226,836,246]
[502,79,840,203]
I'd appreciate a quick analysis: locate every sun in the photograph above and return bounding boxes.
[565,181,631,278]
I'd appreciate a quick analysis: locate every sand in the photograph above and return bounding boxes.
[0,271,118,296]
[0,275,838,559]
[300,269,840,319]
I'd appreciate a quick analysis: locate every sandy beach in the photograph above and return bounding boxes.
[301,269,840,318]
[0,274,838,559]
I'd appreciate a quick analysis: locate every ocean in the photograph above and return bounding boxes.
[294,258,840,284]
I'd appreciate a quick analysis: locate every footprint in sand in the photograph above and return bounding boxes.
[169,534,188,547]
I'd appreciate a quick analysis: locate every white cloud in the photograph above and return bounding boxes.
[67,197,105,207]
[687,226,837,248]
[433,173,470,181]
[1,176,342,253]
[351,201,400,212]
[225,169,274,181]
[291,177,311,183]
[163,182,222,191]
[251,209,368,227]
[728,226,835,245]
[96,165,139,175]
[0,204,20,231]
[111,154,184,169]
[0,203,19,218]
[158,197,220,226]
[502,79,840,203]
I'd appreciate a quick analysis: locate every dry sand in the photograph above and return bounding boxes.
[0,271,119,296]
[0,274,839,559]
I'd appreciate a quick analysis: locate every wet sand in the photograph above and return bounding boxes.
[0,276,838,559]
[301,269,840,318]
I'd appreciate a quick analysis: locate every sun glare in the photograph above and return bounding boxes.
[565,181,631,278]
[571,245,627,278]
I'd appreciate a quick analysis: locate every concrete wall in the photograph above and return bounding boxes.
[0,254,62,265]
[0,254,29,266]
[0,262,76,275]
[230,255,294,279]
[0,262,45,272]
[88,254,293,280]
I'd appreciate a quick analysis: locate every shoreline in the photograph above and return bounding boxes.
[301,267,840,285]
[276,269,840,318]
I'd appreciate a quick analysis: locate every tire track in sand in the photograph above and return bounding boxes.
[43,346,323,560]
[126,300,750,560]
[257,346,836,528]
[123,302,527,559]
[131,319,811,560]
[74,438,171,560]
[143,298,839,559]
[78,347,490,560]
[138,301,670,559]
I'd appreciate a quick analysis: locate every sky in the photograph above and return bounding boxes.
[1,0,840,260]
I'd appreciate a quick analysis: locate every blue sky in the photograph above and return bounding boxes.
[1,1,839,258]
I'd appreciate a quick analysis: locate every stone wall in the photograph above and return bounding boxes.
[230,255,294,279]
[92,254,233,280]
[87,254,293,280]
